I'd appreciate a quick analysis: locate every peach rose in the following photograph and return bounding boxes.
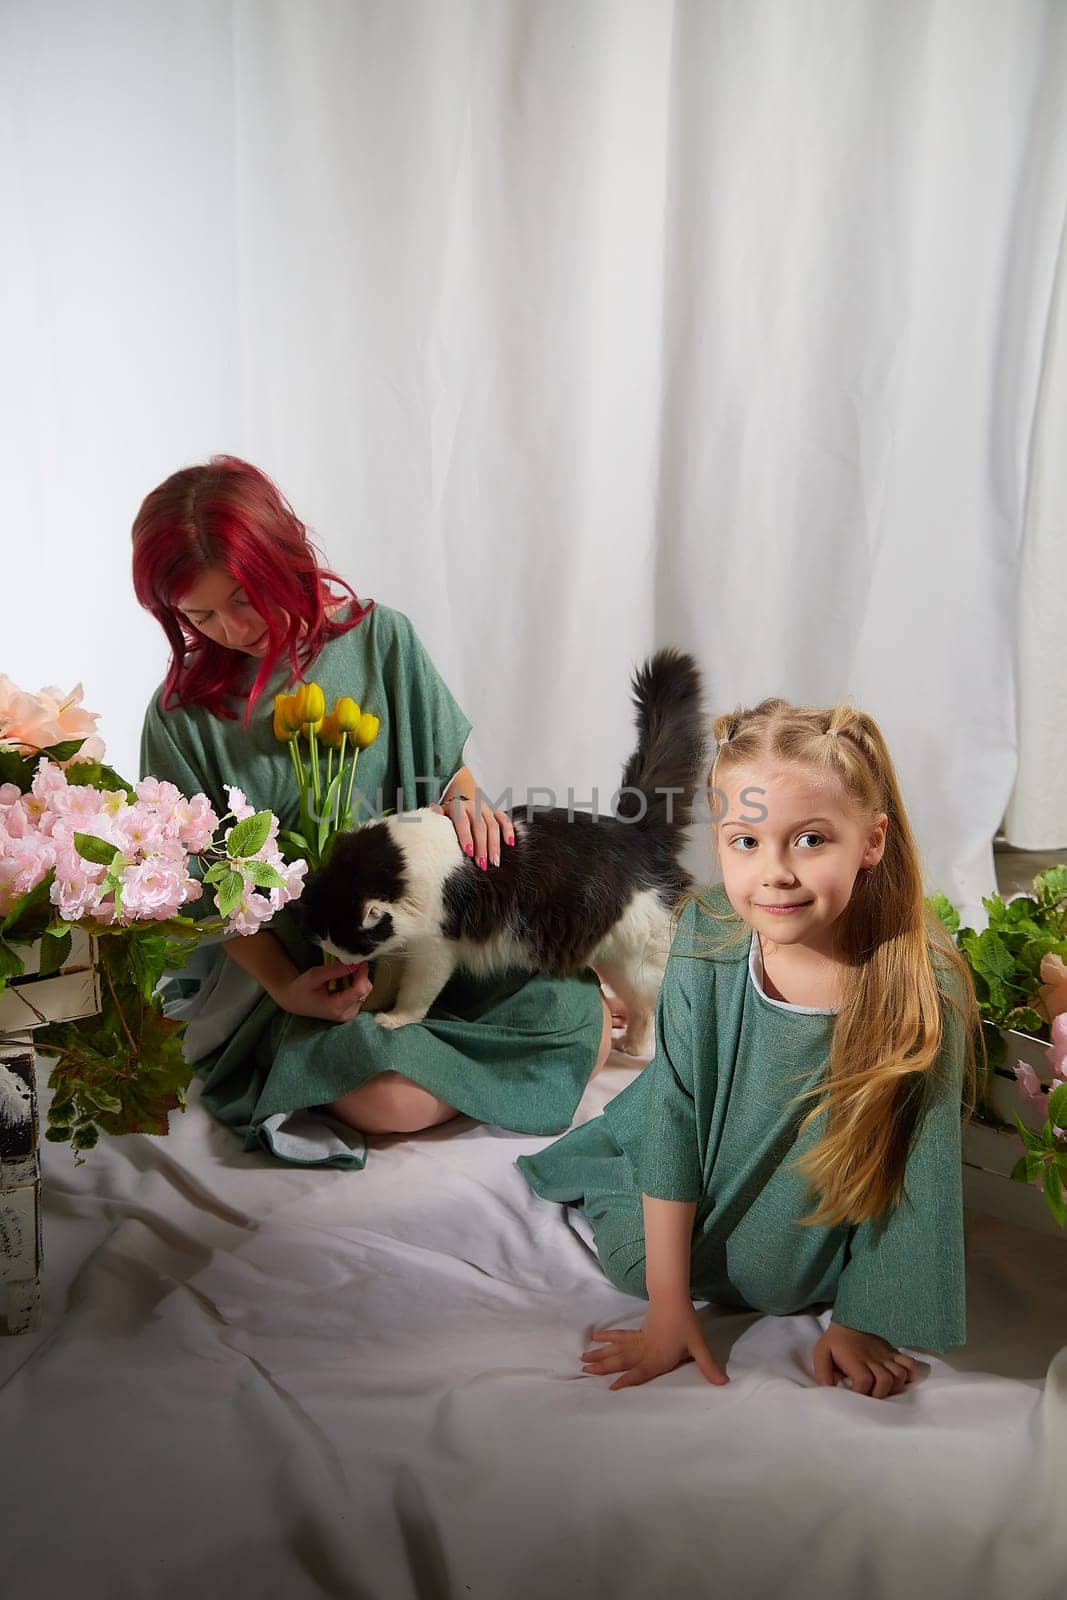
[1037,953,1067,1023]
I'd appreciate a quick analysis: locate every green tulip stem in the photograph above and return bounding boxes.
[308,725,321,808]
[344,747,360,819]
[287,737,306,795]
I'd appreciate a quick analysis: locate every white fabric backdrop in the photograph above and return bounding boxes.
[3,1,1066,918]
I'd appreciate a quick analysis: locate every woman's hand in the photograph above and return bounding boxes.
[437,770,515,870]
[812,1322,918,1399]
[270,961,373,1023]
[581,1298,728,1391]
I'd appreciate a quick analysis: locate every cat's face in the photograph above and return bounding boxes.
[299,823,412,961]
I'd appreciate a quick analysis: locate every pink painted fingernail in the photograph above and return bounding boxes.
[478,856,488,871]
[465,843,474,857]
[507,835,515,846]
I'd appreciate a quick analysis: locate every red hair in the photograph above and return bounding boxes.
[131,456,373,718]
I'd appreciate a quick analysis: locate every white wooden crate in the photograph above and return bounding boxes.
[962,1024,1063,1240]
[0,929,102,1333]
[0,927,100,1034]
[0,1043,41,1333]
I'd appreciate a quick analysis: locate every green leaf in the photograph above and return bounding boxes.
[227,812,272,859]
[213,869,245,920]
[1014,1115,1048,1153]
[70,1123,100,1153]
[1,872,58,942]
[1043,1166,1065,1227]
[73,831,119,867]
[242,860,285,891]
[40,738,90,762]
[927,892,960,935]
[1011,1152,1045,1184]
[37,928,72,976]
[0,748,34,791]
[61,760,134,797]
[1035,865,1067,909]
[0,939,25,987]
[82,1085,124,1115]
[1047,1083,1067,1128]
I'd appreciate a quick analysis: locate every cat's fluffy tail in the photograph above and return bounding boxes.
[615,649,706,843]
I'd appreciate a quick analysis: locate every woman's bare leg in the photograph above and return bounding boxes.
[328,992,616,1135]
[327,1073,458,1135]
[592,992,614,1076]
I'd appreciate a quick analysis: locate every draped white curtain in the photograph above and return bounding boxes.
[3,0,1065,920]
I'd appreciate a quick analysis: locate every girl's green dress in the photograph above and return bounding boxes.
[519,890,969,1351]
[140,603,603,1168]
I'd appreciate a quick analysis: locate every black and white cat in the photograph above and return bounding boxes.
[298,650,706,1054]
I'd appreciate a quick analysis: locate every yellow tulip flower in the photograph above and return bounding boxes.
[334,696,361,734]
[298,682,326,726]
[273,692,302,740]
[317,711,344,750]
[354,712,380,750]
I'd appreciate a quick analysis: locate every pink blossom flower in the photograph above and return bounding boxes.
[225,890,276,936]
[269,858,307,911]
[52,870,107,922]
[0,783,21,806]
[0,836,57,915]
[173,794,218,853]
[225,786,255,821]
[116,806,168,857]
[1014,1061,1046,1113]
[118,859,188,921]
[135,777,182,809]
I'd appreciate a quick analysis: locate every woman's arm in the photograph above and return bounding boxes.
[440,765,515,869]
[223,931,372,1023]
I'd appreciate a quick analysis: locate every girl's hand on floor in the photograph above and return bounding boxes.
[581,1300,728,1390]
[812,1322,917,1399]
[271,961,372,1023]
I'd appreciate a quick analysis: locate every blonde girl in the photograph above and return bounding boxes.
[520,699,979,1400]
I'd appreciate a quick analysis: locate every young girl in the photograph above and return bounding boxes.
[133,456,613,1165]
[519,699,979,1400]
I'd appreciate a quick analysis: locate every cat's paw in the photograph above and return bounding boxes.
[616,1026,653,1059]
[374,1010,425,1030]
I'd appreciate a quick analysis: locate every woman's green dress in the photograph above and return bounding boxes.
[141,603,603,1168]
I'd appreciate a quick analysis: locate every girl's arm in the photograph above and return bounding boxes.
[585,1196,726,1395]
[815,983,970,1392]
[581,1195,728,1389]
[223,931,372,1023]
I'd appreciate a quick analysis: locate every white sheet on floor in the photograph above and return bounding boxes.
[2,1060,1065,1600]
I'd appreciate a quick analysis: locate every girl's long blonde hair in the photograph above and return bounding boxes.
[707,698,979,1228]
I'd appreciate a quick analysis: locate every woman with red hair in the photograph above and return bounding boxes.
[133,456,611,1167]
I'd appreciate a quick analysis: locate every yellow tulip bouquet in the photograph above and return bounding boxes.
[273,684,380,869]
